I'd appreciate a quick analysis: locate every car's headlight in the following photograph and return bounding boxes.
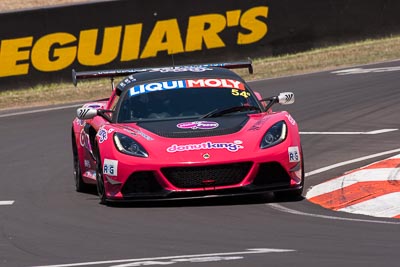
[260,121,287,149]
[113,132,148,157]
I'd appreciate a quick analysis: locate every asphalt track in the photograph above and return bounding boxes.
[1,60,400,267]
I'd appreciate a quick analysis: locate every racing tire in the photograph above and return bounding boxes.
[72,133,90,193]
[93,141,107,205]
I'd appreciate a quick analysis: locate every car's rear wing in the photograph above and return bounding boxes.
[72,59,253,86]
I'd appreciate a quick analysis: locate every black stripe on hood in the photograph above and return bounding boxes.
[137,116,249,138]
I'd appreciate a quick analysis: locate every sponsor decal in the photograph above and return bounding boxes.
[97,127,115,143]
[103,159,118,176]
[123,126,153,141]
[203,153,211,159]
[149,66,213,73]
[129,78,245,96]
[285,114,296,125]
[177,121,219,130]
[77,108,92,119]
[0,6,268,78]
[79,128,94,153]
[167,140,244,153]
[280,92,294,104]
[186,79,245,89]
[288,146,300,162]
[87,104,101,109]
[248,116,270,131]
[97,128,108,143]
[79,129,88,148]
[75,119,85,126]
[231,89,250,98]
[118,75,137,89]
[84,160,91,169]
[82,102,105,109]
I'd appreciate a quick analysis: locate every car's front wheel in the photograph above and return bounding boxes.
[93,141,107,204]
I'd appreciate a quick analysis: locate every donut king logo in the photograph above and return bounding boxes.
[0,5,268,78]
[167,140,244,153]
[177,121,219,130]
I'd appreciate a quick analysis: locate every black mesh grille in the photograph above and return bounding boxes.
[121,171,163,195]
[252,162,291,187]
[161,162,252,188]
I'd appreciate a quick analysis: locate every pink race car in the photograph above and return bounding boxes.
[71,60,304,204]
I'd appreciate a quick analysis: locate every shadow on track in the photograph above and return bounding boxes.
[76,184,305,208]
[104,193,305,209]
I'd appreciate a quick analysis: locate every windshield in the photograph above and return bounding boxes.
[117,79,260,122]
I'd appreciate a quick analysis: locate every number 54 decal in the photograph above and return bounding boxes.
[232,89,250,98]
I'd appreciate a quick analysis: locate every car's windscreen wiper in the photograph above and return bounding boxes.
[200,105,261,119]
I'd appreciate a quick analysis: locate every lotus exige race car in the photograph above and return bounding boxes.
[71,60,304,204]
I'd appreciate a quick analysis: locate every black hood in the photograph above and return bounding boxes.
[137,116,249,138]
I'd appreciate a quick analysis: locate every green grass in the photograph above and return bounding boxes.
[1,35,400,111]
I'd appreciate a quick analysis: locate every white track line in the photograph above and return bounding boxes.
[249,59,400,82]
[0,104,82,118]
[300,129,398,135]
[332,66,400,75]
[268,203,400,225]
[0,201,14,205]
[305,148,400,177]
[30,248,295,267]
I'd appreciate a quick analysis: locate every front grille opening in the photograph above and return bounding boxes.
[252,162,291,187]
[121,171,163,195]
[161,162,252,188]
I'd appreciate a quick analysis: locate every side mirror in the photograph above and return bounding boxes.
[77,108,98,120]
[277,92,295,105]
[261,92,295,111]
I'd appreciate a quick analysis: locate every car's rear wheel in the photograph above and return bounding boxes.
[93,141,107,204]
[72,132,90,192]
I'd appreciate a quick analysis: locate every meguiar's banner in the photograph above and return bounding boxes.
[0,0,399,89]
